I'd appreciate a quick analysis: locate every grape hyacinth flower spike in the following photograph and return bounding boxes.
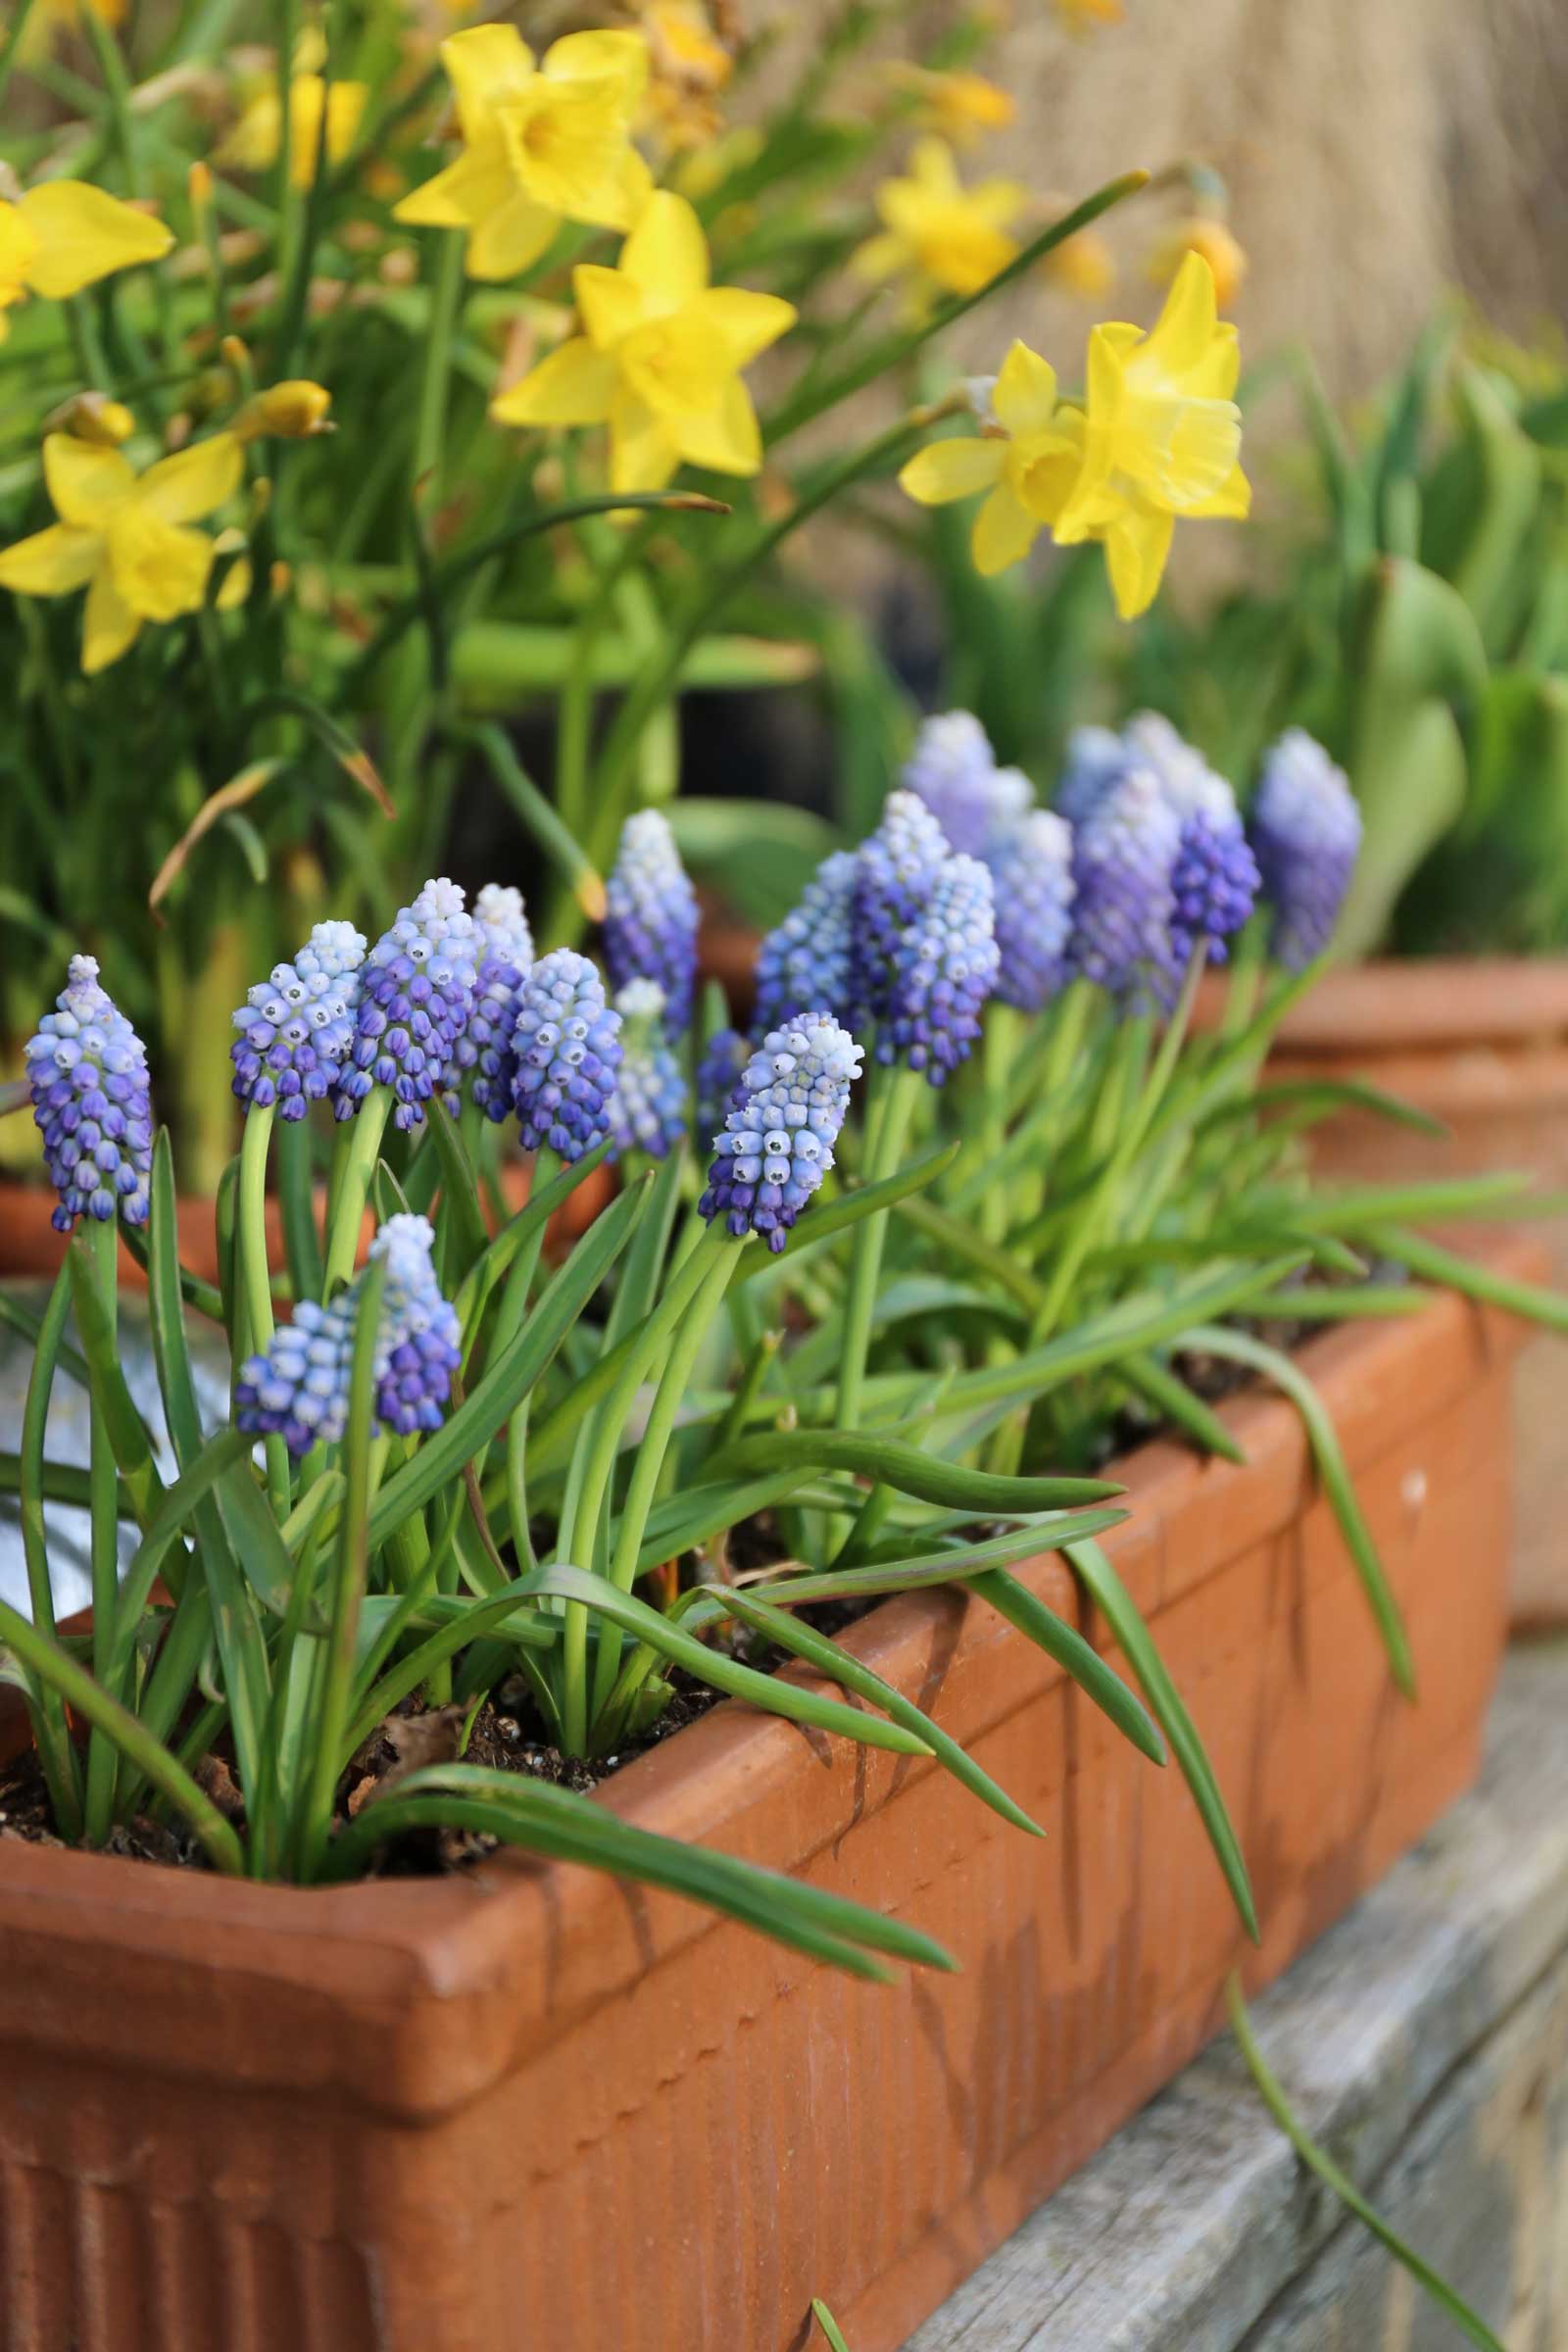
[1066,765,1182,1004]
[1250,728,1362,970]
[230,920,367,1121]
[511,949,623,1160]
[1054,722,1130,827]
[609,980,687,1160]
[903,710,1029,857]
[701,1013,862,1253]
[1156,766,1260,984]
[985,808,1076,1012]
[24,956,153,1232]
[696,1024,750,1144]
[604,809,699,1035]
[235,1213,461,1456]
[880,853,1000,1083]
[850,789,950,1031]
[752,849,858,1033]
[447,882,534,1120]
[331,879,479,1132]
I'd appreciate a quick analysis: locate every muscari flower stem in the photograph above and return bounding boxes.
[238,1101,293,1520]
[81,1212,122,1849]
[322,1086,390,1296]
[835,1061,924,1439]
[499,1144,562,1591]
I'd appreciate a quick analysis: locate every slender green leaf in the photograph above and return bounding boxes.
[1119,1351,1248,1464]
[736,1142,962,1278]
[972,1569,1166,1764]
[426,1098,490,1281]
[65,1235,166,1530]
[1371,1225,1568,1336]
[705,1430,1120,1514]
[812,2304,853,2352]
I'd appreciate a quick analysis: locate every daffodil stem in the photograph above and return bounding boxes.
[0,0,38,110]
[413,228,465,507]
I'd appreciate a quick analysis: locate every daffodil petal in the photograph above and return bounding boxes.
[908,138,960,197]
[1101,505,1173,619]
[674,377,760,476]
[19,181,173,300]
[81,564,141,673]
[542,28,649,105]
[107,515,214,622]
[43,433,135,527]
[972,483,1038,574]
[217,557,252,611]
[608,391,680,493]
[0,522,100,595]
[574,260,648,350]
[392,149,514,232]
[137,432,242,525]
[849,232,907,285]
[992,341,1059,437]
[620,191,709,311]
[1186,459,1251,519]
[694,286,796,368]
[1146,250,1219,377]
[491,337,618,426]
[441,24,537,140]
[466,189,561,280]
[898,436,1005,506]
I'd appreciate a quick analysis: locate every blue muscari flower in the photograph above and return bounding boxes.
[447,882,534,1122]
[234,1213,461,1456]
[696,1024,749,1145]
[850,790,950,1030]
[511,949,622,1161]
[604,809,699,1035]
[1054,723,1131,827]
[753,849,858,1033]
[700,1012,862,1253]
[880,853,999,1084]
[1250,728,1362,971]
[1066,766,1182,1003]
[230,919,367,1122]
[1164,770,1260,977]
[903,710,1030,857]
[331,879,479,1132]
[24,956,153,1233]
[609,980,687,1160]
[985,808,1076,1012]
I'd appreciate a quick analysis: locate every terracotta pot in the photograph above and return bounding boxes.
[1257,957,1568,1630]
[0,1239,1535,2352]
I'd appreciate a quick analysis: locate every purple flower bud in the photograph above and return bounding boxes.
[696,1024,749,1145]
[24,956,153,1233]
[1165,772,1260,975]
[1250,728,1362,971]
[609,980,687,1160]
[850,791,950,1031]
[753,850,858,1034]
[985,808,1076,1011]
[903,710,1030,857]
[446,883,534,1122]
[511,949,622,1162]
[1067,767,1182,1002]
[604,809,699,1035]
[234,1213,461,1456]
[331,879,479,1132]
[879,853,999,1084]
[230,920,367,1123]
[1054,723,1131,827]
[700,1012,862,1254]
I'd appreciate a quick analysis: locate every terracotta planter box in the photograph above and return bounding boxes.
[1258,957,1568,1628]
[0,1240,1533,2352]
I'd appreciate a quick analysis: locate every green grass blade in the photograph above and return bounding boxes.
[65,1233,166,1530]
[811,2302,852,2352]
[705,1430,1120,1514]
[1225,1977,1505,2352]
[16,1262,83,1838]
[1183,1324,1415,1699]
[325,1762,956,1979]
[1119,1350,1248,1464]
[275,1114,324,1304]
[1065,1538,1259,1940]
[426,1098,490,1283]
[1370,1224,1568,1335]
[972,1568,1166,1765]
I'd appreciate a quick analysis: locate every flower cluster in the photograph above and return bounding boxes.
[609,980,687,1160]
[904,710,1030,858]
[753,849,858,1033]
[1165,776,1259,974]
[603,809,699,1034]
[24,956,153,1232]
[1250,728,1362,970]
[234,1215,461,1456]
[230,921,367,1121]
[701,1014,862,1252]
[1066,765,1181,1002]
[449,883,534,1121]
[331,879,479,1133]
[511,950,623,1160]
[879,853,999,1083]
[987,808,1077,1011]
[696,1023,750,1144]
[850,790,951,1030]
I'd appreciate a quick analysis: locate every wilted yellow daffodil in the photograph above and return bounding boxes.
[394,26,652,281]
[638,1,734,151]
[1052,251,1249,616]
[899,343,1084,574]
[491,189,795,492]
[217,71,368,191]
[0,431,243,674]
[1147,216,1247,310]
[853,140,1025,309]
[0,182,173,343]
[883,63,1015,146]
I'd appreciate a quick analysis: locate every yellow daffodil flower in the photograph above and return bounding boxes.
[1147,216,1247,310]
[46,392,136,447]
[1054,0,1122,30]
[490,189,795,492]
[852,139,1025,309]
[217,73,368,191]
[638,1,734,151]
[0,431,243,674]
[0,182,173,343]
[1051,251,1249,615]
[883,63,1015,146]
[899,343,1085,574]
[235,379,334,440]
[393,26,652,282]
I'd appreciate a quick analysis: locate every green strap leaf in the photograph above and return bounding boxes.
[705,1429,1121,1514]
[971,1568,1166,1766]
[1118,1350,1248,1465]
